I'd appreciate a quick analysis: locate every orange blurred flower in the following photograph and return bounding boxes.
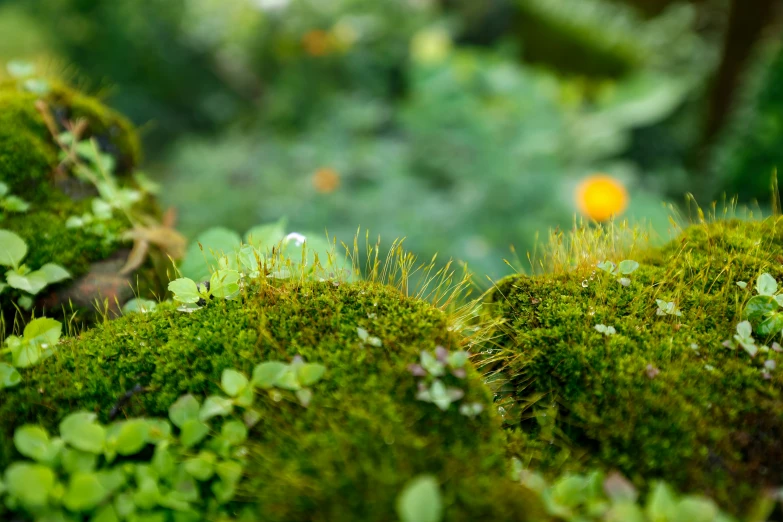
[575,174,628,222]
[312,167,340,193]
[302,30,333,57]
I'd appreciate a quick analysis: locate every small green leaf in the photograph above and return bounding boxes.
[6,60,36,78]
[221,369,249,397]
[37,263,71,285]
[736,320,754,340]
[744,295,778,321]
[297,363,326,386]
[244,218,286,249]
[63,472,109,511]
[112,419,150,456]
[168,278,201,304]
[4,462,56,508]
[184,451,216,481]
[6,270,48,294]
[221,421,248,445]
[274,366,301,390]
[296,388,313,407]
[61,447,98,474]
[60,412,105,454]
[617,260,640,275]
[199,396,233,422]
[210,269,240,299]
[396,475,443,522]
[448,351,469,368]
[169,394,200,428]
[122,298,158,314]
[0,229,27,266]
[673,496,718,522]
[251,361,287,389]
[180,419,210,449]
[758,313,783,337]
[757,273,778,296]
[0,362,21,388]
[646,481,676,521]
[13,425,53,463]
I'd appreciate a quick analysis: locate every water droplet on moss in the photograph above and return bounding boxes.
[581,280,588,288]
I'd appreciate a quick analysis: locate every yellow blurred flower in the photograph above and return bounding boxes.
[575,174,628,222]
[312,167,340,194]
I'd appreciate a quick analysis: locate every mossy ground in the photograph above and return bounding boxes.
[0,279,538,521]
[0,79,159,316]
[484,217,783,513]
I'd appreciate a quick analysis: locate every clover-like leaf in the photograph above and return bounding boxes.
[0,362,21,389]
[210,269,240,299]
[743,295,778,321]
[6,270,48,294]
[180,419,210,449]
[199,396,233,422]
[63,472,109,512]
[37,263,71,285]
[168,277,201,304]
[251,361,287,389]
[60,412,105,454]
[169,394,200,428]
[111,419,150,456]
[736,320,754,340]
[448,351,469,368]
[396,475,443,522]
[221,369,249,397]
[758,313,783,337]
[757,273,778,296]
[13,425,58,463]
[221,421,248,445]
[184,451,216,481]
[4,462,55,509]
[297,363,326,386]
[0,229,27,267]
[617,260,640,275]
[274,366,302,391]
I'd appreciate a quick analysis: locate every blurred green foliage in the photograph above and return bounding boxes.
[2,0,781,279]
[714,41,783,202]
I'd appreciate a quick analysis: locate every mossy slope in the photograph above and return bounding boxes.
[486,218,783,513]
[0,280,536,521]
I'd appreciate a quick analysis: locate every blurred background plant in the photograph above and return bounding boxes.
[1,0,781,281]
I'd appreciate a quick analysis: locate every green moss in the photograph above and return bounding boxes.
[0,80,151,314]
[484,218,783,513]
[0,280,537,521]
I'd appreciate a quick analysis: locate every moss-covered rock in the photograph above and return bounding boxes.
[485,218,783,514]
[0,279,538,520]
[0,79,170,316]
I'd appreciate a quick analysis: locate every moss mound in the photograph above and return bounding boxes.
[0,280,537,521]
[0,80,167,315]
[485,218,783,513]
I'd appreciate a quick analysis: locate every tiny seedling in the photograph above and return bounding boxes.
[741,272,783,337]
[169,268,241,311]
[409,346,475,414]
[597,259,639,287]
[0,182,30,219]
[594,324,616,336]
[723,320,758,358]
[0,230,70,309]
[0,317,62,389]
[357,327,382,348]
[656,300,682,317]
